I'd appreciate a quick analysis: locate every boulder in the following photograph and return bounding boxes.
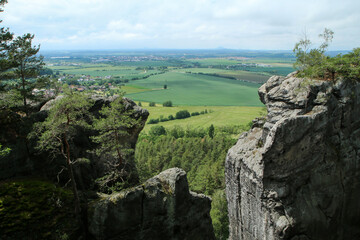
[88,168,215,240]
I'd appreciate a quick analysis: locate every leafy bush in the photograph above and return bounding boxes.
[148,118,159,124]
[175,110,190,119]
[159,117,169,122]
[149,125,166,136]
[168,115,175,120]
[162,100,172,107]
[149,102,156,107]
[191,112,200,116]
[293,28,360,82]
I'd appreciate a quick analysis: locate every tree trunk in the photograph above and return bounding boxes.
[114,129,123,166]
[64,116,87,237]
[20,64,28,116]
[64,134,81,216]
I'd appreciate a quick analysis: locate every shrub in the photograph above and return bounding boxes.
[168,115,175,120]
[191,112,200,116]
[148,118,159,124]
[149,102,156,107]
[149,125,166,136]
[159,116,169,122]
[162,100,172,107]
[175,110,190,119]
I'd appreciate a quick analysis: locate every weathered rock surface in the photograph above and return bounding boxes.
[88,168,215,240]
[226,74,360,239]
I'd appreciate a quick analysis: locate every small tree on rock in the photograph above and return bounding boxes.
[92,96,140,168]
[32,89,92,231]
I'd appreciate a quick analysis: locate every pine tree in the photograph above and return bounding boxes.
[92,96,140,167]
[32,89,92,232]
[208,124,215,139]
[8,33,44,115]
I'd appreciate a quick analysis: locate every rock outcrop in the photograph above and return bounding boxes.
[226,74,360,239]
[88,168,215,240]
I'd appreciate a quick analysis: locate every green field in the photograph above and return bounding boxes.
[125,72,263,106]
[138,104,264,132]
[121,85,152,94]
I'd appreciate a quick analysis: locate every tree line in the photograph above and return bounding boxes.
[148,109,211,124]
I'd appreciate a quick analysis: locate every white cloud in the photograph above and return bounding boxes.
[1,0,359,50]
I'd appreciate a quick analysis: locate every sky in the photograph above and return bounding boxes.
[1,0,359,50]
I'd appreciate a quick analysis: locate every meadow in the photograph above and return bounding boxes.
[137,103,265,132]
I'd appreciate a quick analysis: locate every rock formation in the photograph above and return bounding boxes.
[88,168,215,240]
[1,97,216,240]
[226,74,360,239]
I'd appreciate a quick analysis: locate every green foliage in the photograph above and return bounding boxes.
[149,101,156,107]
[31,89,92,225]
[135,125,246,194]
[91,96,139,166]
[6,33,45,114]
[0,179,77,239]
[148,125,166,136]
[175,110,190,119]
[148,118,159,124]
[210,189,229,240]
[0,143,10,156]
[32,90,92,157]
[208,124,215,139]
[293,28,359,83]
[135,125,248,238]
[0,28,15,83]
[335,48,360,82]
[162,100,172,107]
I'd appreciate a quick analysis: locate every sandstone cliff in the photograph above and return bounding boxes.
[88,168,215,240]
[226,74,360,239]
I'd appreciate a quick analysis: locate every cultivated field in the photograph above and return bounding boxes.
[125,72,263,106]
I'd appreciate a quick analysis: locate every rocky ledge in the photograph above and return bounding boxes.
[226,74,360,239]
[88,168,215,240]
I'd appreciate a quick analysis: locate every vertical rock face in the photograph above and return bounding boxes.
[88,168,215,240]
[225,74,360,240]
